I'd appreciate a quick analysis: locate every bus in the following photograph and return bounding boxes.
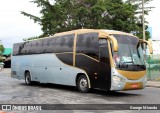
[11,29,153,93]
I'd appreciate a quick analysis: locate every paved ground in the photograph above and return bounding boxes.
[147,81,160,88]
[0,69,160,113]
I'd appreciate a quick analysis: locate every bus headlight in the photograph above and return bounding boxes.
[113,75,125,82]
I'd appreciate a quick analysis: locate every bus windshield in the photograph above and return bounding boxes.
[112,34,146,71]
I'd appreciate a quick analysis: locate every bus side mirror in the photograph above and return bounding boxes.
[108,35,118,52]
[146,41,153,54]
[139,39,153,54]
[98,33,118,52]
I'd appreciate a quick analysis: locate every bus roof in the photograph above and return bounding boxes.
[54,29,138,38]
[15,29,138,44]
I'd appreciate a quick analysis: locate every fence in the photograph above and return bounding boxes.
[146,54,160,80]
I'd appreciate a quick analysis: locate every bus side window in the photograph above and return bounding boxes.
[38,40,44,54]
[45,37,58,53]
[60,37,65,46]
[52,37,58,52]
[86,37,91,47]
[68,35,74,51]
[76,33,99,60]
[30,41,36,54]
[86,35,99,60]
[25,42,30,54]
[77,34,84,46]
[63,34,74,52]
[19,42,27,55]
[28,42,33,54]
[42,38,48,53]
[99,45,110,64]
[13,44,20,55]
[54,36,60,52]
[34,41,39,54]
[76,34,84,53]
[33,41,38,54]
[68,36,73,48]
[45,38,52,53]
[41,39,46,53]
[55,35,74,53]
[47,39,50,46]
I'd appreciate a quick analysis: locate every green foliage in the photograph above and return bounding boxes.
[23,35,44,41]
[0,45,4,55]
[21,0,153,40]
[126,0,154,40]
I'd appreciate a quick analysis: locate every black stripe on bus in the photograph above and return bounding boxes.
[56,53,111,90]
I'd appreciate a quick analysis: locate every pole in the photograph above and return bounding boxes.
[142,0,146,58]
[142,0,145,42]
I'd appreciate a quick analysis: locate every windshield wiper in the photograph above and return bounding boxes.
[134,64,145,69]
[118,62,131,69]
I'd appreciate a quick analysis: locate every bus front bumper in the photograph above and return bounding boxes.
[110,76,147,91]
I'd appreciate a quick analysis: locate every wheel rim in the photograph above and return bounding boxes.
[79,78,88,91]
[25,74,30,84]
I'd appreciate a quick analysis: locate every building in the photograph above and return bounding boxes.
[2,48,12,68]
[149,40,160,55]
[2,48,12,56]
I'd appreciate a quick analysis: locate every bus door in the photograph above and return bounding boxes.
[97,39,111,90]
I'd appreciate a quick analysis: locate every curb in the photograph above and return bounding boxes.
[146,85,160,88]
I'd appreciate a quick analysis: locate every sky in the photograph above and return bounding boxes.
[0,0,159,48]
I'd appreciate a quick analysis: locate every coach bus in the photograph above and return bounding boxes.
[11,29,153,93]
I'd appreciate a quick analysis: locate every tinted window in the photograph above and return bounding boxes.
[44,37,56,53]
[76,33,99,60]
[99,44,110,64]
[98,38,110,64]
[13,43,21,55]
[18,42,28,55]
[13,34,75,55]
[56,34,74,53]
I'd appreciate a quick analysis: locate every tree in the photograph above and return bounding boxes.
[21,0,153,40]
[0,44,4,55]
[125,0,154,40]
[0,44,5,62]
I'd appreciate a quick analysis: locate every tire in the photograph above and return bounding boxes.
[25,72,32,85]
[77,75,89,93]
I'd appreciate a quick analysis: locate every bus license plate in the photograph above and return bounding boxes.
[131,84,138,88]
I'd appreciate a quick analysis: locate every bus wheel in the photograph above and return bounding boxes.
[25,72,32,85]
[77,75,89,93]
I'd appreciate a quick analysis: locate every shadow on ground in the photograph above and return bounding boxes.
[19,82,141,98]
